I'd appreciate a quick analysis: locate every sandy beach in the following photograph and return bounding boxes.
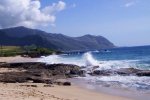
[0,56,134,100]
[0,83,132,100]
[0,56,39,63]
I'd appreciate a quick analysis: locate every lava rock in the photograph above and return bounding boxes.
[91,70,112,76]
[63,82,71,86]
[136,71,150,76]
[115,68,140,75]
[0,62,84,84]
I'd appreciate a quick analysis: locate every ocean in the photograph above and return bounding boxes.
[39,46,150,95]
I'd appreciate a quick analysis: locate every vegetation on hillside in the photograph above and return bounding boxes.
[0,26,115,51]
[0,45,61,57]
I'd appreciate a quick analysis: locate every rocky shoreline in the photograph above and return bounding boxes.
[0,62,150,85]
[91,67,150,76]
[0,61,138,100]
[0,62,84,85]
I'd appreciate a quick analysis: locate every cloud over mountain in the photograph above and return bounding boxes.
[0,0,66,28]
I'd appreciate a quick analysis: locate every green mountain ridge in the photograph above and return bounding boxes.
[0,26,115,51]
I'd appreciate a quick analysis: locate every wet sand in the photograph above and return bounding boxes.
[70,78,150,100]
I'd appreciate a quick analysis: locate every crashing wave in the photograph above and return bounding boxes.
[83,52,99,67]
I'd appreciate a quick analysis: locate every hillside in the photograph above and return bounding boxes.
[0,26,115,51]
[0,46,60,57]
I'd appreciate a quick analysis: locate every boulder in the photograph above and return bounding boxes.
[136,71,150,76]
[90,68,150,77]
[0,62,84,84]
[43,85,52,87]
[115,68,140,75]
[91,70,112,76]
[63,82,71,86]
[55,81,71,86]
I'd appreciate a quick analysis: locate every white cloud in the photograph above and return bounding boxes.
[124,1,135,7]
[0,0,66,28]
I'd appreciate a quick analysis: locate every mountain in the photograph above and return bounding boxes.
[0,26,115,51]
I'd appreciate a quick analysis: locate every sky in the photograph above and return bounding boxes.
[0,0,150,46]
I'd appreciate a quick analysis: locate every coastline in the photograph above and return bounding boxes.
[0,83,133,100]
[70,78,150,100]
[0,56,142,100]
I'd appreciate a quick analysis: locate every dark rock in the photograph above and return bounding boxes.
[63,82,71,86]
[69,69,86,77]
[136,71,150,76]
[0,62,46,69]
[0,72,29,83]
[44,79,53,84]
[115,68,140,75]
[78,70,86,77]
[54,81,71,86]
[55,81,63,85]
[0,62,83,84]
[115,68,150,76]
[30,85,37,87]
[31,78,45,83]
[92,66,99,70]
[43,85,52,87]
[20,85,37,87]
[47,64,84,78]
[90,68,150,77]
[91,70,112,76]
[70,70,78,75]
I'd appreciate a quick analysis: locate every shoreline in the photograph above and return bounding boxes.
[0,83,133,100]
[0,56,149,100]
[70,78,150,100]
[0,56,39,63]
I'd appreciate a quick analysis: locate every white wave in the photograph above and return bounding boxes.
[38,53,150,91]
[82,52,140,70]
[80,75,150,90]
[96,76,150,84]
[83,52,99,67]
[38,52,100,68]
[38,53,142,70]
[38,54,84,66]
[91,50,99,53]
[97,60,139,70]
[38,54,61,64]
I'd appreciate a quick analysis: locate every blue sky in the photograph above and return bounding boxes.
[1,0,149,46]
[40,0,150,46]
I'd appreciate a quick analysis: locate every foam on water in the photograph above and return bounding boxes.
[39,54,60,64]
[38,52,100,67]
[97,60,139,70]
[79,75,150,91]
[38,54,84,66]
[83,52,99,67]
[38,50,150,91]
[38,52,149,70]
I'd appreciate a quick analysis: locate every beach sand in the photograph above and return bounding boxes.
[0,56,39,63]
[0,83,132,100]
[0,56,133,100]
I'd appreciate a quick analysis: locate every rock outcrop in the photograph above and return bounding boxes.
[0,62,84,83]
[90,68,150,76]
[0,62,149,84]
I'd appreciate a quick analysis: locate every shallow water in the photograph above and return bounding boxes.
[70,78,150,100]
